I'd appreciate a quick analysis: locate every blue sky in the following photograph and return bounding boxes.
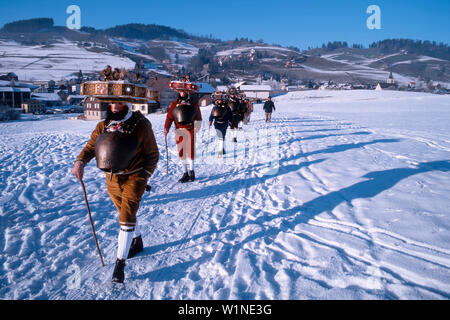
[1,0,449,49]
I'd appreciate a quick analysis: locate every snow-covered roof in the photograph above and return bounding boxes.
[0,80,11,86]
[0,87,31,93]
[0,80,38,90]
[239,85,272,92]
[68,95,85,99]
[32,93,62,102]
[216,86,229,92]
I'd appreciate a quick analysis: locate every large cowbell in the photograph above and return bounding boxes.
[228,101,240,113]
[172,103,197,125]
[211,106,224,118]
[95,132,138,172]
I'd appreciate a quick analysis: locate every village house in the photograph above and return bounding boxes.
[376,82,397,91]
[83,97,159,120]
[237,84,272,101]
[70,84,81,95]
[0,86,32,108]
[0,80,34,108]
[21,99,45,114]
[32,80,56,93]
[216,85,229,92]
[376,74,397,91]
[83,96,109,120]
[376,71,398,91]
[67,95,85,106]
[31,92,63,107]
[129,100,160,115]
[146,75,176,112]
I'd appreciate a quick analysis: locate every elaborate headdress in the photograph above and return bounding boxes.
[168,75,199,93]
[80,66,156,104]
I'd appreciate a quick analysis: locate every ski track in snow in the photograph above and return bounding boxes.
[0,91,449,300]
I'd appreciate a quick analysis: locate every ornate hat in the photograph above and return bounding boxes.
[168,75,199,93]
[80,66,158,103]
[212,91,229,101]
[81,80,156,103]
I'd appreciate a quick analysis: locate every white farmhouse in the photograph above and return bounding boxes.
[237,84,272,101]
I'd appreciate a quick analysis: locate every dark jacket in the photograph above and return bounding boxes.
[263,100,275,113]
[164,99,202,132]
[209,105,233,128]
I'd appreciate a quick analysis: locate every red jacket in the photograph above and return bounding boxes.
[164,99,202,132]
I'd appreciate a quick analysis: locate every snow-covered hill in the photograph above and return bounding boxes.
[0,39,135,81]
[0,90,449,299]
[2,34,448,87]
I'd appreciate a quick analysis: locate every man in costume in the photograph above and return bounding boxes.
[209,94,233,156]
[228,91,243,143]
[164,83,202,183]
[243,98,253,125]
[72,101,159,283]
[237,95,248,127]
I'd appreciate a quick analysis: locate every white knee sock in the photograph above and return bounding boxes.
[187,159,194,171]
[218,139,225,151]
[117,226,134,260]
[180,160,188,173]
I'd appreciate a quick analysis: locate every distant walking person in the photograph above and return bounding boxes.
[263,96,276,123]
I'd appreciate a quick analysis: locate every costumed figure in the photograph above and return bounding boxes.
[73,74,159,283]
[209,92,233,156]
[164,76,202,183]
[227,89,244,143]
[243,98,253,125]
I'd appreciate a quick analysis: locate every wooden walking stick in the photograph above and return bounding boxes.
[80,179,105,267]
[165,134,169,175]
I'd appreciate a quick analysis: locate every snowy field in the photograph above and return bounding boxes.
[0,90,449,300]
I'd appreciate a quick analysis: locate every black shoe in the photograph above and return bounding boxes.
[179,172,190,183]
[233,137,237,143]
[189,170,195,182]
[127,235,143,259]
[112,259,126,284]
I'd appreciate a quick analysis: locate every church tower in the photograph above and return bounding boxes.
[387,71,395,84]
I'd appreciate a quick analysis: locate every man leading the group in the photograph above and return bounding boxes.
[72,101,159,284]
